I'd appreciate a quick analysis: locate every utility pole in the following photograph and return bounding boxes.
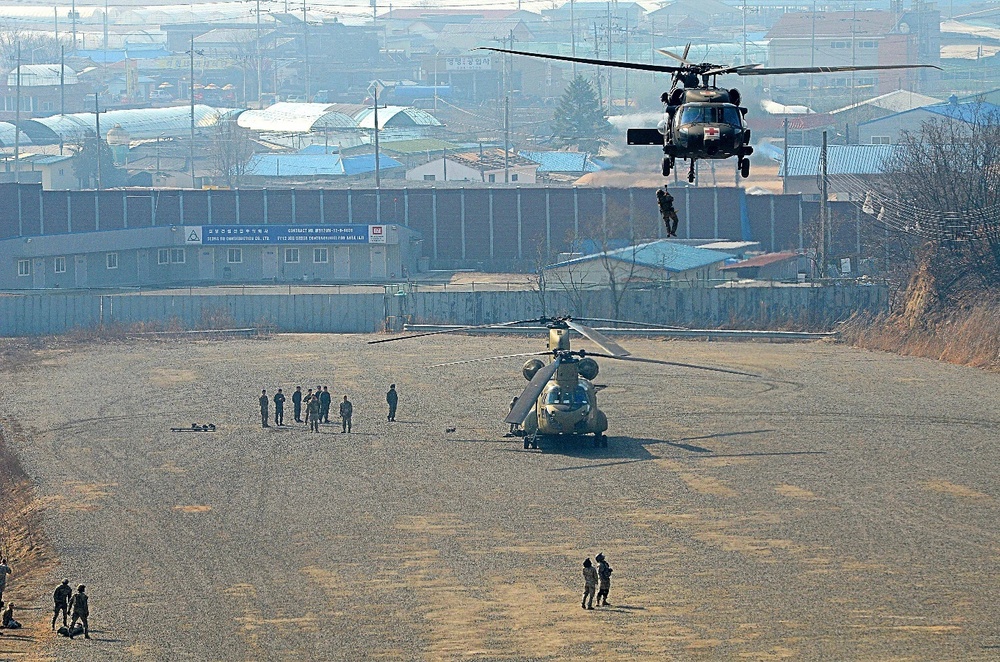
[370,81,381,190]
[606,2,612,115]
[60,46,65,116]
[94,92,102,190]
[103,0,109,50]
[54,6,58,44]
[570,0,576,77]
[809,0,816,111]
[71,0,77,49]
[14,42,20,184]
[818,130,828,279]
[623,14,629,111]
[742,0,747,64]
[782,117,788,195]
[302,0,309,99]
[256,0,262,103]
[504,95,510,183]
[189,35,197,188]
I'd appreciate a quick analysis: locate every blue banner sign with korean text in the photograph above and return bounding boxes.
[185,224,385,245]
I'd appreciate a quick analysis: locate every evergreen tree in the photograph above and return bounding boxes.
[551,76,613,154]
[72,132,123,188]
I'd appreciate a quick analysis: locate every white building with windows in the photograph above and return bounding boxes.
[405,148,538,183]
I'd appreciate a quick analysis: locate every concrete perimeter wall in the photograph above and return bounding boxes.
[0,285,887,336]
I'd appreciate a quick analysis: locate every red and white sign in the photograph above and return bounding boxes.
[704,127,720,140]
[368,224,386,244]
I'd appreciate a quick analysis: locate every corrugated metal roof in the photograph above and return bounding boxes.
[857,100,1000,127]
[25,105,226,143]
[7,64,77,87]
[830,89,943,115]
[341,154,403,175]
[778,144,897,178]
[380,138,461,154]
[544,240,731,273]
[519,150,606,173]
[237,103,357,132]
[923,101,1000,123]
[0,122,31,148]
[246,153,345,177]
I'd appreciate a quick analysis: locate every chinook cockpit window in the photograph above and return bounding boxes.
[544,386,590,407]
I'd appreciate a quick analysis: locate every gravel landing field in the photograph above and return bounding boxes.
[0,335,997,661]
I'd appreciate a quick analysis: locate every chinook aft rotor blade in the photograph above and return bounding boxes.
[505,356,561,425]
[431,351,552,368]
[565,320,630,358]
[587,352,760,378]
[367,319,540,344]
[480,47,685,74]
[710,63,942,77]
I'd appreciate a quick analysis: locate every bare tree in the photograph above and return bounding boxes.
[211,119,255,188]
[865,108,1000,318]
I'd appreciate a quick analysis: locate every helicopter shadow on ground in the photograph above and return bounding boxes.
[540,428,821,470]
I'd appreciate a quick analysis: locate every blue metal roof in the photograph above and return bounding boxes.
[778,144,897,178]
[544,240,731,273]
[519,150,606,173]
[858,100,1000,127]
[341,154,403,175]
[246,153,345,177]
[923,101,1000,122]
[297,144,339,155]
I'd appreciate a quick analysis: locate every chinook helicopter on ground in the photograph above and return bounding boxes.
[370,316,756,450]
[483,45,938,182]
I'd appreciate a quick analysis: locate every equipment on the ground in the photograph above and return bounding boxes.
[170,423,216,432]
[370,317,756,450]
[482,45,938,182]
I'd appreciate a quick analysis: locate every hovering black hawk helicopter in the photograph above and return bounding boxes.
[370,316,756,450]
[483,45,938,182]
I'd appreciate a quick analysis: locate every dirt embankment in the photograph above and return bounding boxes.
[842,302,1000,371]
[0,342,58,658]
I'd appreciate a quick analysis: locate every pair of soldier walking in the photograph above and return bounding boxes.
[581,553,613,609]
[51,580,90,639]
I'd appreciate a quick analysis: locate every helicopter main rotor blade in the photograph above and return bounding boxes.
[713,63,942,77]
[571,317,687,330]
[367,318,539,344]
[682,43,691,61]
[587,352,760,378]
[480,47,685,74]
[505,356,561,425]
[657,47,694,66]
[565,320,631,358]
[431,351,552,368]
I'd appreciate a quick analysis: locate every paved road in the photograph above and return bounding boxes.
[0,336,997,660]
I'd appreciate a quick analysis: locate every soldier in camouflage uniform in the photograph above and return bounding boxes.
[582,558,597,610]
[595,553,613,606]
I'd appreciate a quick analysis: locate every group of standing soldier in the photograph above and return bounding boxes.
[258,384,400,432]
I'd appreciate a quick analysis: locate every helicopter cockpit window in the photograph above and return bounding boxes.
[679,105,742,126]
[679,106,705,124]
[544,386,590,408]
[722,105,742,126]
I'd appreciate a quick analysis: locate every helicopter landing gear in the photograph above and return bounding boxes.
[739,158,750,178]
[661,156,672,177]
[523,431,539,450]
[594,433,608,448]
[687,159,696,183]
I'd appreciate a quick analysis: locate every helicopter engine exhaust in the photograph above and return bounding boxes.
[578,357,599,381]
[522,359,545,381]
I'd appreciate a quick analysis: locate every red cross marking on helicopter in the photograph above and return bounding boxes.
[704,127,720,139]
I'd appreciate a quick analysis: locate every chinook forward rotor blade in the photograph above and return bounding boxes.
[480,47,685,74]
[587,352,760,378]
[505,356,561,425]
[431,351,552,368]
[565,320,630,358]
[710,62,941,77]
[367,319,539,344]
